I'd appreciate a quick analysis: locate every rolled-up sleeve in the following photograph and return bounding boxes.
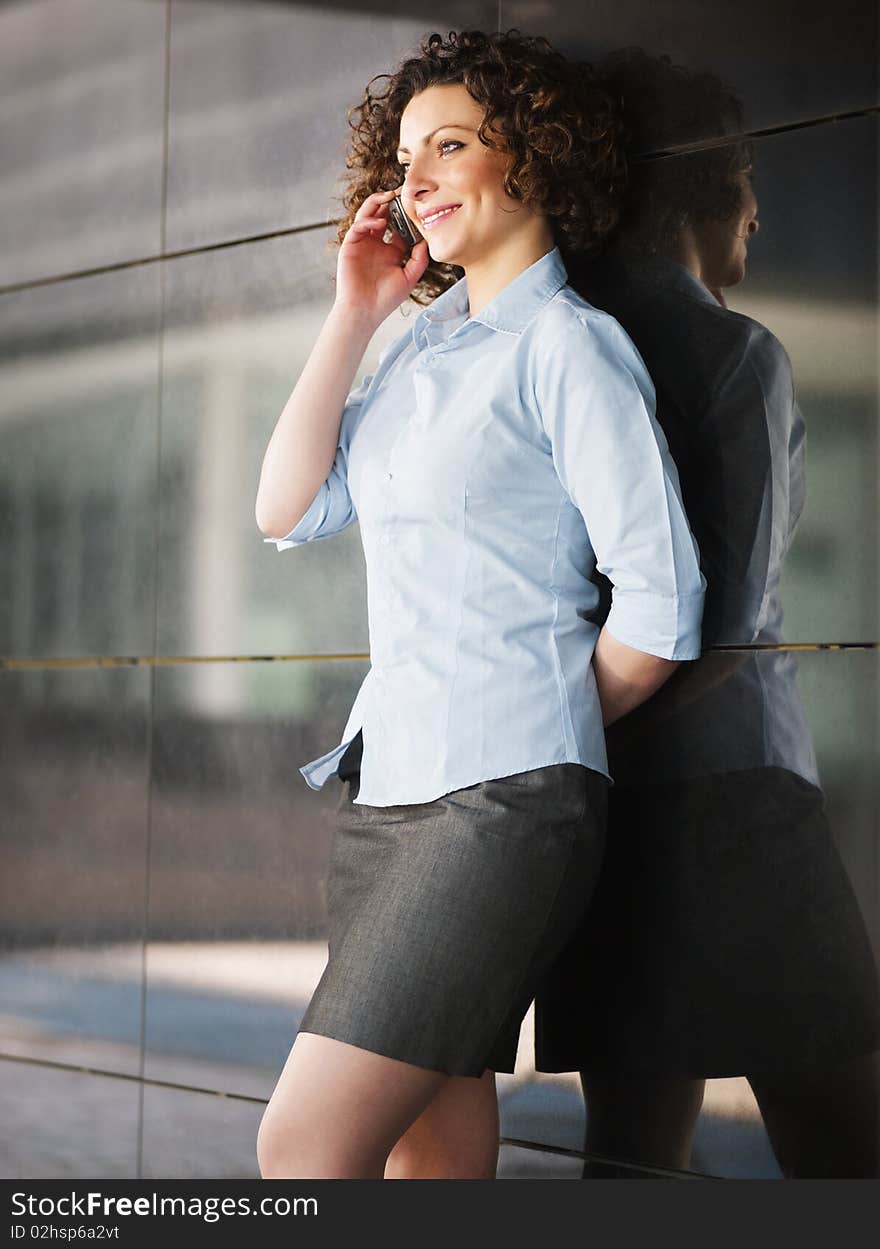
[262,369,374,552]
[536,310,705,659]
[685,325,801,645]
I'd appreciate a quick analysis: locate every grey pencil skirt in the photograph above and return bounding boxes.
[298,730,608,1077]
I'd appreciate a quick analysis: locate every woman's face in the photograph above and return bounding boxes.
[691,167,760,289]
[396,83,533,269]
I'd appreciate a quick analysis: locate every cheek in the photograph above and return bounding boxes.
[472,151,514,200]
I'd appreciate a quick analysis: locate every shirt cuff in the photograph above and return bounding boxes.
[604,586,705,661]
[261,486,329,551]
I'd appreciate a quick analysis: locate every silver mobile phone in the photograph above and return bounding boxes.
[387,193,422,247]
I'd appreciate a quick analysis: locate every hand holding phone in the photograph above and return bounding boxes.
[335,188,428,326]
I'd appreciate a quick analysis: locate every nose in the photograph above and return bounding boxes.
[401,154,437,201]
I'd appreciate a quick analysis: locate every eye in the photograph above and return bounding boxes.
[398,138,463,172]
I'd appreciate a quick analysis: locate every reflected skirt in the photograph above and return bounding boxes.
[299,730,608,1077]
[534,767,880,1077]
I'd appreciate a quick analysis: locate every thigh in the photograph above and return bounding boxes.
[581,1070,705,1173]
[384,1070,499,1179]
[258,1031,449,1178]
[748,1050,880,1178]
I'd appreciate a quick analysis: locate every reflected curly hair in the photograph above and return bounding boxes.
[333,28,626,305]
[596,48,755,257]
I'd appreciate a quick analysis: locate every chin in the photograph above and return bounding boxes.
[718,257,747,288]
[428,243,466,269]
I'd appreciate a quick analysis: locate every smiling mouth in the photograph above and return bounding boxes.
[420,205,462,230]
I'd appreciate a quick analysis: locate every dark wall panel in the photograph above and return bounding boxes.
[0,265,162,659]
[0,1060,140,1179]
[0,0,166,287]
[0,666,150,1074]
[505,0,877,144]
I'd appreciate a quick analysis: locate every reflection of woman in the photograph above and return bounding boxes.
[253,31,704,1179]
[537,51,880,1178]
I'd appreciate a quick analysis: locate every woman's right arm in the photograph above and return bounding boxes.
[255,304,378,539]
[255,187,429,540]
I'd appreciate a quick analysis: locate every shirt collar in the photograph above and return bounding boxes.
[627,254,723,309]
[412,245,569,351]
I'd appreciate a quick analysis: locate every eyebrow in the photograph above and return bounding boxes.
[396,124,474,156]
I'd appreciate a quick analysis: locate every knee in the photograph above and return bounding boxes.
[257,1106,322,1179]
[256,1109,297,1179]
[257,1104,388,1180]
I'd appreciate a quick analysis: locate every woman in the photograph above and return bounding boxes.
[254,30,705,1180]
[536,50,880,1178]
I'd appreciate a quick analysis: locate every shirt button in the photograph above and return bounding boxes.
[380,534,390,546]
[385,472,393,482]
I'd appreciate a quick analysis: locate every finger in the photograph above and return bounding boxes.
[346,219,390,239]
[402,238,430,279]
[383,229,409,254]
[354,188,398,220]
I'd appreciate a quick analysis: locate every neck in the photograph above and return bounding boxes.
[666,227,705,285]
[463,225,557,318]
[663,231,727,306]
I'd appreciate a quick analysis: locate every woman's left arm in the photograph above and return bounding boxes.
[592,629,679,726]
[534,308,706,718]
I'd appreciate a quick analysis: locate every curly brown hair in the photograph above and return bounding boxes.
[332,28,626,305]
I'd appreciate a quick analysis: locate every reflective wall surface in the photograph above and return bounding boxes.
[1,0,877,1180]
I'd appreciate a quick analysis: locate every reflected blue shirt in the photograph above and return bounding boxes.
[264,246,705,805]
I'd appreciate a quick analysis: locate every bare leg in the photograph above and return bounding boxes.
[581,1071,706,1176]
[384,1069,499,1179]
[748,1050,880,1178]
[257,1031,449,1179]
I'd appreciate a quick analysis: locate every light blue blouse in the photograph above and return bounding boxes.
[264,245,705,805]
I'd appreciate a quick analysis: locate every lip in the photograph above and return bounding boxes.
[416,203,462,226]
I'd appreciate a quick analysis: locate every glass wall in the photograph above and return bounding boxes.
[1,0,876,1179]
